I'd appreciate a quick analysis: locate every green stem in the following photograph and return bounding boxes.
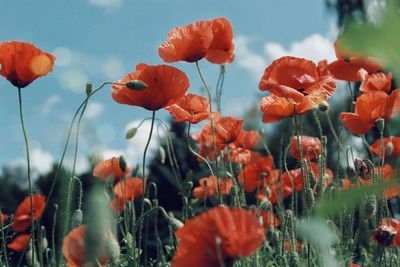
[187,123,214,177]
[326,111,345,152]
[0,208,9,267]
[17,87,35,267]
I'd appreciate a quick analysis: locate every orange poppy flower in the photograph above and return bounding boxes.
[372,218,400,247]
[111,177,145,213]
[282,162,333,192]
[192,122,226,161]
[12,195,45,232]
[360,72,392,93]
[224,130,262,164]
[259,56,336,105]
[327,39,384,82]
[215,116,244,144]
[192,176,233,198]
[290,136,321,160]
[1,212,7,223]
[7,234,31,252]
[340,90,400,134]
[238,156,275,192]
[358,164,399,199]
[63,225,109,267]
[171,206,265,267]
[370,137,400,158]
[112,63,190,111]
[260,94,295,123]
[0,41,55,88]
[92,157,131,181]
[317,60,329,76]
[165,94,210,124]
[204,17,235,64]
[159,17,234,64]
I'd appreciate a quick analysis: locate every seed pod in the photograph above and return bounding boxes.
[318,100,329,112]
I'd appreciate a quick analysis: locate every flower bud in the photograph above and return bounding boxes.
[41,237,48,251]
[125,80,148,91]
[125,127,138,140]
[105,235,120,265]
[258,198,271,211]
[71,209,83,228]
[288,251,300,267]
[118,156,127,172]
[364,194,377,218]
[386,141,394,157]
[376,118,385,134]
[305,188,315,210]
[158,146,166,164]
[318,100,329,112]
[85,82,93,96]
[168,216,184,231]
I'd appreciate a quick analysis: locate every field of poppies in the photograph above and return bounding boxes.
[1,2,400,267]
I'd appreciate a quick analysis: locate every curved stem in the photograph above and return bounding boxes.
[326,111,345,152]
[187,123,214,177]
[17,87,35,266]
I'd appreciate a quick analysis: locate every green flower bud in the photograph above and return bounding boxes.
[85,82,93,96]
[71,209,83,228]
[125,127,138,139]
[364,194,377,218]
[125,80,148,91]
[158,146,166,164]
[305,188,315,210]
[288,251,300,267]
[376,118,385,134]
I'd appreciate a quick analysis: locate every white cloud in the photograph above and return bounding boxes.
[85,101,104,119]
[59,69,89,93]
[235,35,267,80]
[264,33,336,62]
[101,56,126,80]
[88,0,123,10]
[41,95,61,116]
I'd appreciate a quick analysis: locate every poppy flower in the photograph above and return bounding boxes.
[283,240,302,252]
[112,63,190,111]
[0,41,56,88]
[257,183,294,205]
[224,130,262,164]
[360,72,392,93]
[317,60,329,76]
[1,212,7,223]
[12,195,45,232]
[372,218,400,247]
[290,136,321,160]
[63,225,109,267]
[7,234,31,252]
[159,17,234,64]
[111,177,145,213]
[327,39,384,82]
[260,94,295,123]
[92,157,131,181]
[214,116,244,144]
[340,90,400,134]
[370,137,400,158]
[255,209,280,229]
[192,176,233,198]
[165,93,210,124]
[171,206,265,267]
[238,156,275,192]
[358,164,399,199]
[259,56,336,106]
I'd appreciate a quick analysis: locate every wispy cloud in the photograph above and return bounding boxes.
[85,101,104,119]
[88,0,123,10]
[41,95,61,116]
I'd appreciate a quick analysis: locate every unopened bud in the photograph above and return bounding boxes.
[71,209,83,228]
[158,146,166,164]
[125,127,138,139]
[118,156,127,172]
[168,216,184,231]
[85,83,93,96]
[41,237,48,251]
[258,198,271,211]
[386,142,394,157]
[125,80,148,91]
[364,194,377,218]
[105,236,120,265]
[305,188,315,210]
[318,100,329,112]
[376,118,385,134]
[288,251,300,267]
[309,171,317,189]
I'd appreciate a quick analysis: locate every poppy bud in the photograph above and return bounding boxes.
[288,251,300,267]
[124,233,134,248]
[266,225,275,240]
[143,198,152,208]
[258,198,271,211]
[105,235,120,265]
[158,146,166,164]
[85,82,93,96]
[271,230,280,247]
[26,249,39,267]
[125,127,138,140]
[386,141,394,157]
[308,171,317,189]
[364,194,377,218]
[305,188,315,210]
[372,225,397,246]
[168,216,184,231]
[125,80,148,91]
[376,118,385,134]
[41,237,48,251]
[118,156,127,172]
[318,100,329,112]
[71,209,83,228]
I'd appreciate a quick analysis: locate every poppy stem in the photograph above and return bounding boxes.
[17,87,35,267]
[215,65,225,113]
[0,208,10,267]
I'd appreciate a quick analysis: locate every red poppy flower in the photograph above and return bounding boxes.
[112,63,190,111]
[171,206,265,267]
[192,122,226,161]
[317,60,329,76]
[0,41,55,88]
[111,177,145,213]
[260,94,295,123]
[340,90,400,134]
[238,156,275,192]
[92,157,132,181]
[7,234,31,252]
[192,176,233,198]
[63,225,109,267]
[204,17,235,64]
[159,17,234,64]
[358,164,399,199]
[327,39,384,82]
[12,195,45,232]
[165,94,210,124]
[290,136,321,160]
[372,218,400,247]
[360,72,392,93]
[224,130,262,164]
[282,162,333,192]
[214,116,244,144]
[259,56,336,105]
[370,137,400,158]
[1,212,7,223]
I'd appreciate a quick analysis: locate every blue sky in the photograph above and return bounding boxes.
[0,0,338,178]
